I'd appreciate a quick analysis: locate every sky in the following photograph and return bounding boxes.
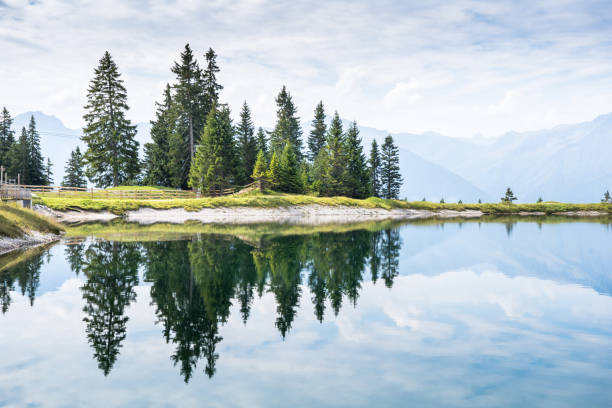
[1,0,612,138]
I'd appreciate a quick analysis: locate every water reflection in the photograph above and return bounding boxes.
[1,217,611,394]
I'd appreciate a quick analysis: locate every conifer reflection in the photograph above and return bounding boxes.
[0,247,47,313]
[80,241,141,376]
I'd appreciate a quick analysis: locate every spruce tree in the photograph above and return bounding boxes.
[321,111,345,196]
[251,150,268,180]
[603,190,611,203]
[188,103,237,194]
[278,142,301,193]
[44,158,53,186]
[82,51,140,187]
[144,84,175,187]
[267,151,281,189]
[62,147,87,188]
[369,139,381,197]
[0,107,15,168]
[236,101,257,185]
[307,101,326,162]
[255,127,268,160]
[501,187,517,203]
[343,121,369,198]
[270,86,302,160]
[380,135,402,199]
[201,48,223,116]
[26,116,45,185]
[171,44,205,184]
[7,127,28,183]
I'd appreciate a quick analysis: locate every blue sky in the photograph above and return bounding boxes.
[1,0,611,137]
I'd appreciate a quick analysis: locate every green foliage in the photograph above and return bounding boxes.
[270,86,302,160]
[82,51,140,187]
[440,198,445,203]
[6,127,28,183]
[62,147,87,188]
[43,157,53,186]
[236,101,257,184]
[189,104,237,193]
[369,139,381,198]
[0,107,15,168]
[380,135,402,199]
[313,111,345,196]
[501,187,517,203]
[255,127,268,161]
[5,117,45,185]
[537,197,543,203]
[171,44,205,174]
[25,116,45,185]
[343,121,370,199]
[267,151,281,188]
[277,142,302,193]
[251,150,268,180]
[201,48,223,115]
[602,190,611,203]
[307,101,326,162]
[143,84,176,187]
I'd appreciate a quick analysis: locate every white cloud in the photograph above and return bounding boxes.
[0,0,611,137]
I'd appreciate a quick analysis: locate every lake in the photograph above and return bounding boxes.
[1,218,611,407]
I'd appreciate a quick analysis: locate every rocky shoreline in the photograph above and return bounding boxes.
[0,231,62,256]
[33,204,610,226]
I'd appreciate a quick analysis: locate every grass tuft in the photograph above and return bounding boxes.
[0,203,64,238]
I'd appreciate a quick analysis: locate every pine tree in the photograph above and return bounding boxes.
[255,127,268,160]
[270,86,302,160]
[251,150,268,179]
[44,158,53,186]
[501,187,517,203]
[308,101,326,162]
[201,48,223,116]
[144,84,176,187]
[7,127,28,183]
[26,116,45,185]
[343,121,369,198]
[369,140,381,197]
[380,135,402,199]
[188,103,237,194]
[82,51,140,187]
[267,151,281,188]
[602,190,611,203]
[278,142,301,193]
[62,147,87,188]
[0,107,15,168]
[320,111,346,196]
[171,44,205,185]
[236,101,257,185]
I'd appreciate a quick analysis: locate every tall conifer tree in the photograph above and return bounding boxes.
[26,116,45,185]
[308,101,326,162]
[189,103,237,193]
[270,86,302,160]
[380,135,402,199]
[7,127,28,183]
[321,112,345,196]
[144,84,175,187]
[235,101,257,185]
[201,48,223,115]
[369,139,381,197]
[343,121,369,198]
[0,107,15,167]
[81,51,140,187]
[278,142,301,193]
[255,127,268,161]
[171,44,204,184]
[63,146,87,188]
[44,158,53,186]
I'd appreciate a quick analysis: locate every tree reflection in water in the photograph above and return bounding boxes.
[0,226,402,381]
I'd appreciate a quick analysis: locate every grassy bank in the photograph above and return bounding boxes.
[0,203,64,238]
[34,190,612,215]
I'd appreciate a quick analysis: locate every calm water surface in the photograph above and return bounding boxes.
[1,219,611,407]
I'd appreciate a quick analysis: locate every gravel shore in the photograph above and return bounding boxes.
[0,231,61,256]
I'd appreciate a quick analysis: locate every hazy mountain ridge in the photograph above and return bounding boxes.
[11,111,611,202]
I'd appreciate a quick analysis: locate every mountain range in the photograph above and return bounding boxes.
[11,111,611,203]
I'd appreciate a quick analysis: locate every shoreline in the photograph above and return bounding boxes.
[0,231,62,257]
[35,204,610,225]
